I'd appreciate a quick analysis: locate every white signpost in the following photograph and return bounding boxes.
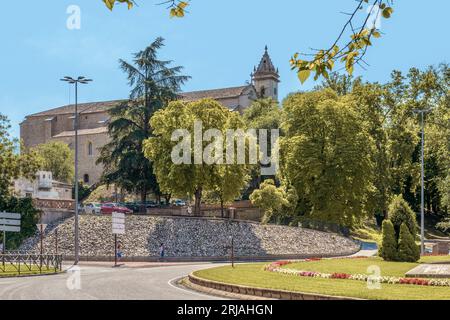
[112,212,125,235]
[0,212,21,254]
[112,212,125,267]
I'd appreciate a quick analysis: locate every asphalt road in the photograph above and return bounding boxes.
[0,263,226,300]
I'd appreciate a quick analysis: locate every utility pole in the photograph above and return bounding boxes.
[413,108,431,256]
[61,76,93,265]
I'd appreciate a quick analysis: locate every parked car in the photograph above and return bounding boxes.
[83,202,101,215]
[172,200,187,207]
[100,203,133,215]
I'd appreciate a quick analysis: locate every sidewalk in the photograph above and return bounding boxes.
[63,261,215,269]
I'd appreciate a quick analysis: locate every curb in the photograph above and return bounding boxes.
[188,273,363,301]
[60,250,360,263]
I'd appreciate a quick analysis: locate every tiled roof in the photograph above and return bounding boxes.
[27,85,251,118]
[28,100,125,117]
[52,127,108,138]
[179,86,251,101]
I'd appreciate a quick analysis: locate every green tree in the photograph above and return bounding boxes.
[97,37,190,206]
[379,219,398,261]
[144,99,251,215]
[243,98,281,132]
[397,222,420,262]
[242,98,282,197]
[250,179,297,224]
[280,90,375,227]
[34,141,74,183]
[388,195,418,239]
[0,114,41,200]
[0,197,39,250]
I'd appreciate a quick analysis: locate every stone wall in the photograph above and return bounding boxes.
[20,216,360,260]
[51,131,109,184]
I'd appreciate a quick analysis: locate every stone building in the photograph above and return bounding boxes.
[20,47,280,185]
[14,171,72,200]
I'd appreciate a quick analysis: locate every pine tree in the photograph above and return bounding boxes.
[379,219,398,261]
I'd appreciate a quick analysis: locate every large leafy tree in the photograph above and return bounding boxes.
[280,90,375,227]
[242,98,282,197]
[97,37,190,205]
[33,141,74,183]
[0,114,41,200]
[144,99,251,215]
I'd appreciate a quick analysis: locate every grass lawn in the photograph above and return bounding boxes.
[194,256,450,300]
[284,256,450,277]
[0,263,59,277]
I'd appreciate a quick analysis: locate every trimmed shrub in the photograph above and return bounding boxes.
[398,223,420,262]
[379,219,398,261]
[388,195,418,238]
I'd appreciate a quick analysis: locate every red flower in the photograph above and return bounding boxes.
[331,273,351,279]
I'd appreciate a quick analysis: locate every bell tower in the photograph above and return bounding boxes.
[251,46,280,101]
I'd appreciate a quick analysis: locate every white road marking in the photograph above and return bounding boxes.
[167,276,226,300]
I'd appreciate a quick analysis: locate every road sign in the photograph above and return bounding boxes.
[1,212,21,233]
[112,212,125,235]
[0,219,21,226]
[0,225,21,233]
[112,217,125,224]
[112,212,125,219]
[0,212,21,220]
[36,224,48,232]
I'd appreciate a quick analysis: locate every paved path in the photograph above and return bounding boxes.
[0,263,227,300]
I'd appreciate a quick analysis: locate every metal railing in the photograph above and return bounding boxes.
[0,254,63,275]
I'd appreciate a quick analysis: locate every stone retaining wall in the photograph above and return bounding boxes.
[21,215,360,260]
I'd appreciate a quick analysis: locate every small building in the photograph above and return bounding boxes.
[14,171,72,200]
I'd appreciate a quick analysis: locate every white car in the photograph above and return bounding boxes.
[82,203,101,215]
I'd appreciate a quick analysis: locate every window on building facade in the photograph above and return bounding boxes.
[261,86,266,97]
[274,87,278,96]
[88,142,93,156]
[84,174,90,184]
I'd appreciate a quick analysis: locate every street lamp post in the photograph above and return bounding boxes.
[413,108,431,256]
[60,76,93,265]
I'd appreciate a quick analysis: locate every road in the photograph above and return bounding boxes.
[0,263,225,300]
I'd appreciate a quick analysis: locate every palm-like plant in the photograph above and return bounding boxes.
[98,37,190,206]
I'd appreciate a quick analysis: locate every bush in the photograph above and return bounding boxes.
[0,197,39,250]
[379,219,398,261]
[397,223,420,262]
[388,195,418,238]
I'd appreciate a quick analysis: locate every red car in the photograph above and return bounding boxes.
[100,203,133,215]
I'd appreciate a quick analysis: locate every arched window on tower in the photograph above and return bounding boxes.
[83,174,90,184]
[260,86,266,97]
[88,142,93,156]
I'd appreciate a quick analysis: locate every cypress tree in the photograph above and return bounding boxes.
[398,223,420,262]
[379,219,398,261]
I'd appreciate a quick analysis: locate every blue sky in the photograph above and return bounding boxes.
[0,0,448,138]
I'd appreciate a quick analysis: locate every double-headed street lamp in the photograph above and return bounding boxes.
[60,76,93,265]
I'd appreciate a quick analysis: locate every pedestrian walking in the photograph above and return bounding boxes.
[159,243,165,260]
[117,242,123,261]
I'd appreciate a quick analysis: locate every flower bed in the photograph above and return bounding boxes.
[264,259,450,288]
